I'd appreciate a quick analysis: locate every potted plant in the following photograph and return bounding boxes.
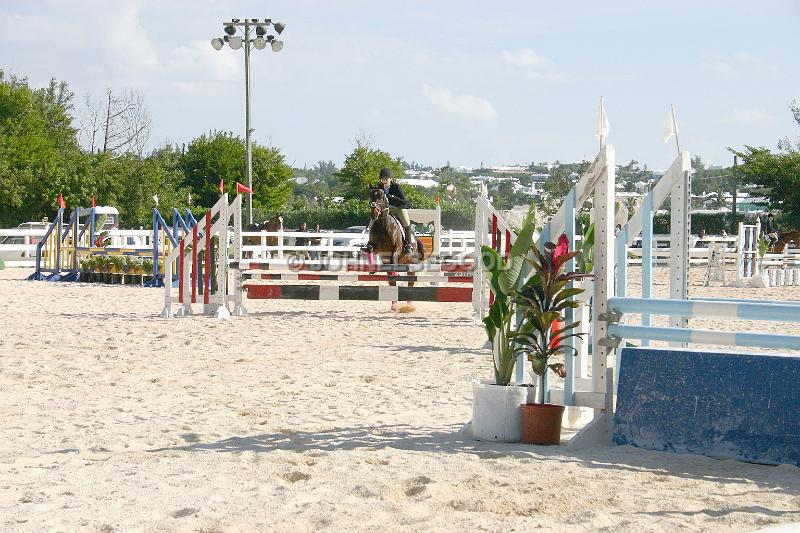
[95,255,111,283]
[110,256,125,283]
[751,234,771,288]
[141,259,154,284]
[512,234,589,445]
[471,207,538,442]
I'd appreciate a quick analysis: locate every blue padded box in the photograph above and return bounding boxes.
[614,347,800,466]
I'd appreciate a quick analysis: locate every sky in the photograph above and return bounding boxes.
[1,0,798,171]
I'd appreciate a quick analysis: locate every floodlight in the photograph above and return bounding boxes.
[253,36,267,50]
[224,25,236,36]
[211,38,224,51]
[256,24,267,36]
[273,22,285,34]
[271,39,283,52]
[229,36,243,49]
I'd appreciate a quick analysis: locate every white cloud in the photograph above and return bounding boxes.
[96,2,160,74]
[700,51,776,81]
[422,84,497,121]
[722,108,772,127]
[501,49,553,69]
[500,48,568,83]
[700,58,740,80]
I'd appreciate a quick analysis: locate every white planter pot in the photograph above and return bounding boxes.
[471,381,530,442]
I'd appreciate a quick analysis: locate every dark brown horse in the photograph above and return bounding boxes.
[367,188,426,264]
[771,230,800,254]
[242,214,283,258]
[366,188,428,311]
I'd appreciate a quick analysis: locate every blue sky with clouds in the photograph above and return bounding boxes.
[2,0,797,171]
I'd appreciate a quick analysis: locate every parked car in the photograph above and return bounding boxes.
[331,226,369,258]
[0,221,49,260]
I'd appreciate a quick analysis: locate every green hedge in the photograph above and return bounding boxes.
[253,201,476,231]
[653,212,763,234]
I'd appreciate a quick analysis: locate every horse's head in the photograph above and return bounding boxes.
[370,188,388,219]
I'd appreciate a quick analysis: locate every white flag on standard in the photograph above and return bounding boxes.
[664,105,679,143]
[596,96,610,144]
[153,194,159,207]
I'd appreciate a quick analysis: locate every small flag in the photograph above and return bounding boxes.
[219,179,224,194]
[236,182,252,193]
[187,192,192,205]
[153,194,159,206]
[595,96,610,144]
[664,105,679,143]
[57,194,66,209]
[435,195,441,205]
[91,195,96,208]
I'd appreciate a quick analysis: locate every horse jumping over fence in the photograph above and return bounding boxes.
[366,188,429,311]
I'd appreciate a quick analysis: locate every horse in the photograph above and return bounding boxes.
[771,230,800,254]
[366,188,428,311]
[242,214,283,258]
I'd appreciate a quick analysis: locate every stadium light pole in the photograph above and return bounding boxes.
[211,18,285,224]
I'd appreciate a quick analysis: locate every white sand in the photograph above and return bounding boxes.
[1,267,799,532]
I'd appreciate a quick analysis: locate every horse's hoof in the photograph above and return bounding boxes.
[390,301,398,312]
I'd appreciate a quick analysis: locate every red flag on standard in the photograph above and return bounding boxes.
[236,182,252,193]
[57,194,66,208]
[218,179,224,194]
[91,195,96,207]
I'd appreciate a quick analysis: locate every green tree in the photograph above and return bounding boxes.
[181,131,292,211]
[0,72,83,226]
[537,164,574,217]
[731,102,800,226]
[338,140,404,200]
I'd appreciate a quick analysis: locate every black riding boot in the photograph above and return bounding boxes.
[404,225,416,254]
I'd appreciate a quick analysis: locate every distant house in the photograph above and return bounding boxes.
[490,166,527,174]
[398,178,438,189]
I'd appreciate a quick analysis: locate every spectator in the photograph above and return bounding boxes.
[309,224,322,260]
[294,222,309,260]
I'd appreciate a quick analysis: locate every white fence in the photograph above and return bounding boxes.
[3,225,797,268]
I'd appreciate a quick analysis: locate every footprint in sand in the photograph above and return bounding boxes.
[281,470,310,483]
[403,476,433,497]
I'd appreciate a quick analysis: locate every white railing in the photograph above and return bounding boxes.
[238,229,476,260]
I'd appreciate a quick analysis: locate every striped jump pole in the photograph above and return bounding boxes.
[246,284,473,303]
[609,297,800,323]
[608,324,800,352]
[204,211,211,306]
[191,223,198,304]
[232,261,473,273]
[242,273,473,283]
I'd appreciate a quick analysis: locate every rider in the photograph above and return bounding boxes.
[763,213,779,247]
[379,167,416,254]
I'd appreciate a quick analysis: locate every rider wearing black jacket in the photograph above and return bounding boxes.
[764,213,779,246]
[379,167,415,253]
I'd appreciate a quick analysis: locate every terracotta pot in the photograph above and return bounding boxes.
[521,403,565,445]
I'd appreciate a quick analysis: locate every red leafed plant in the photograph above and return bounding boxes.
[512,234,591,404]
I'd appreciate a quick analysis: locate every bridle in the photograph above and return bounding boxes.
[370,190,389,220]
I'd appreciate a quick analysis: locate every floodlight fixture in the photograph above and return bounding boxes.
[271,39,283,52]
[211,38,224,51]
